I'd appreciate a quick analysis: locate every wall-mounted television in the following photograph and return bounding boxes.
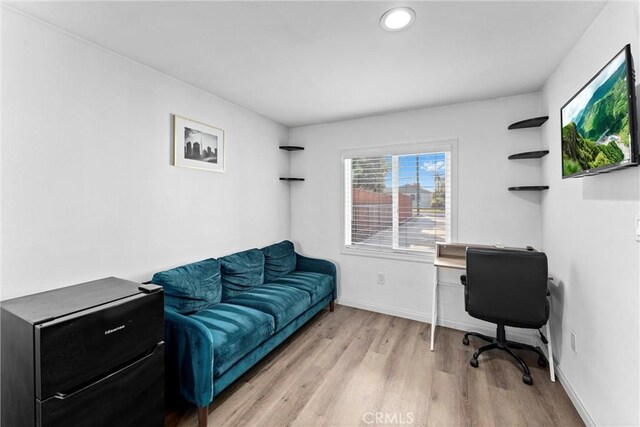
[561,44,638,178]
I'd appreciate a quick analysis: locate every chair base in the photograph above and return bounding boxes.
[463,325,548,386]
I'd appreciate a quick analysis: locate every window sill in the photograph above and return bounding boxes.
[341,246,435,264]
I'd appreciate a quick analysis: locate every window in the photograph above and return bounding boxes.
[343,141,455,259]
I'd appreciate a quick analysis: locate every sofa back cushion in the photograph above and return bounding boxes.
[261,240,297,282]
[219,249,265,300]
[152,258,221,314]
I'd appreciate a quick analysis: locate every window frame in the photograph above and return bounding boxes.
[340,139,458,263]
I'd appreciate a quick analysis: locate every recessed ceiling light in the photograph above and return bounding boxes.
[380,7,415,32]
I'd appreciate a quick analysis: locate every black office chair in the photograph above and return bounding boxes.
[461,247,550,385]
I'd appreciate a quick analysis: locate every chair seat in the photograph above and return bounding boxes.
[467,298,549,329]
[190,304,275,377]
[266,271,333,305]
[223,284,311,331]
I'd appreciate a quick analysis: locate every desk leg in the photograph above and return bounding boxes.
[546,320,556,382]
[430,266,438,351]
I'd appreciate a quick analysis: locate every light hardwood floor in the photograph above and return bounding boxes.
[165,305,583,427]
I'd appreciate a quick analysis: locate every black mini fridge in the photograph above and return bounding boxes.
[1,277,164,427]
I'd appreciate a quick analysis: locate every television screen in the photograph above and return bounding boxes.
[561,44,637,178]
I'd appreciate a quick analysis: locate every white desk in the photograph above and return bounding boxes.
[430,242,555,382]
[430,242,490,351]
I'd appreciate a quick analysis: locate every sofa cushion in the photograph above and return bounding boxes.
[152,259,221,314]
[267,271,333,305]
[219,249,265,300]
[223,284,311,331]
[190,304,275,378]
[261,240,297,282]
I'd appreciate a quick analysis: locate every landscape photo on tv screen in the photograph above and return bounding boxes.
[561,48,631,177]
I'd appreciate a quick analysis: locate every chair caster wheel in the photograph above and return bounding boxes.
[537,357,547,367]
[522,374,533,385]
[462,337,469,346]
[470,358,479,368]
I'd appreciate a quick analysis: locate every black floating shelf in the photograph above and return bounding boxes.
[279,146,305,151]
[508,116,549,130]
[508,186,549,191]
[508,150,549,160]
[279,177,305,181]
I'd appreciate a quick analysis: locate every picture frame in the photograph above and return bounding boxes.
[173,115,225,172]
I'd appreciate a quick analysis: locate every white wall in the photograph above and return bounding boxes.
[540,1,639,425]
[1,9,290,300]
[4,3,637,423]
[289,92,545,336]
[0,5,4,301]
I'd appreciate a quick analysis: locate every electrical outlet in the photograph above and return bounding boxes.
[570,330,578,354]
[377,272,385,285]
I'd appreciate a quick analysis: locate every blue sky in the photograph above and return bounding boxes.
[562,50,626,125]
[384,153,446,190]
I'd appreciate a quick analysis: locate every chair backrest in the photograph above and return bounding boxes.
[465,248,549,329]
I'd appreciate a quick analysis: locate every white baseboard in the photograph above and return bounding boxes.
[337,297,430,323]
[534,335,595,427]
[336,297,594,426]
[553,364,596,427]
[335,297,535,345]
[338,297,594,425]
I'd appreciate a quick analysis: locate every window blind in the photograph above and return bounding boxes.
[344,148,452,255]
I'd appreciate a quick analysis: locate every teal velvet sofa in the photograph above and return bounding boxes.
[151,241,336,427]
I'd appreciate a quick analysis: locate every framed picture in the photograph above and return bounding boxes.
[173,115,225,172]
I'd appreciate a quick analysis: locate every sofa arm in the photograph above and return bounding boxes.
[164,308,214,407]
[296,253,337,300]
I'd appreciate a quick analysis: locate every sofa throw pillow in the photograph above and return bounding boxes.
[219,249,265,300]
[151,258,221,314]
[261,240,297,282]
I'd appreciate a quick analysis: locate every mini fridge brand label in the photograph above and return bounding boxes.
[104,325,125,335]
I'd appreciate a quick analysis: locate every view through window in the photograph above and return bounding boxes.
[344,149,451,255]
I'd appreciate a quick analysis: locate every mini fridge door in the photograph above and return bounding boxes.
[34,291,163,400]
[36,343,164,427]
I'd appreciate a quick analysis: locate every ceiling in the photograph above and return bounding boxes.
[9,1,607,127]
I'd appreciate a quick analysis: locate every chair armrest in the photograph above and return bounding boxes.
[296,253,337,300]
[547,279,554,296]
[164,308,214,407]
